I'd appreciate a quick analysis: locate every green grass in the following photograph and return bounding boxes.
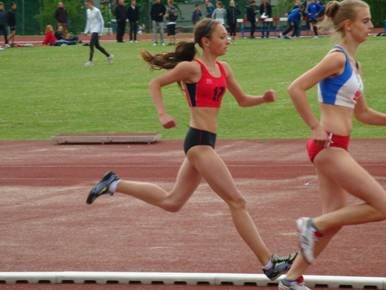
[0,36,385,140]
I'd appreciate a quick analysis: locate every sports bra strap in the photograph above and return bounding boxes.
[194,59,226,78]
[216,61,227,78]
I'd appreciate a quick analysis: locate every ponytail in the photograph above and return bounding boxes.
[325,0,340,19]
[141,41,196,70]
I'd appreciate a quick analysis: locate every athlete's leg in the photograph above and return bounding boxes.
[312,148,386,231]
[286,167,348,279]
[116,158,202,212]
[289,149,385,273]
[187,146,271,264]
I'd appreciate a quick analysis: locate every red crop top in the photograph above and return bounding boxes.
[183,59,227,108]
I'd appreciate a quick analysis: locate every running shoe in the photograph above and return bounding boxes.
[263,253,298,280]
[107,54,114,64]
[297,217,318,264]
[86,171,120,204]
[84,60,93,67]
[279,276,310,290]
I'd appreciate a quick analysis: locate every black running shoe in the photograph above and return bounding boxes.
[86,171,120,204]
[262,252,298,281]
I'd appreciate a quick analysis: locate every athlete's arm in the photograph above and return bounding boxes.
[354,95,386,125]
[288,52,345,139]
[149,61,199,128]
[222,62,276,107]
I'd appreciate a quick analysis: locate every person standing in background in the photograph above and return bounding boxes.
[227,0,239,40]
[259,0,272,38]
[204,0,214,18]
[0,2,9,47]
[54,2,68,32]
[6,2,16,46]
[127,0,140,42]
[246,0,257,39]
[150,0,166,46]
[84,0,113,66]
[212,1,226,25]
[165,0,178,45]
[192,4,202,25]
[115,0,128,42]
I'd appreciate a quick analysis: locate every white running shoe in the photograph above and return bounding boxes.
[84,60,93,67]
[279,276,310,290]
[297,217,317,264]
[107,54,114,64]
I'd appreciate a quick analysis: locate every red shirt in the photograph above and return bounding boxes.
[42,31,56,46]
[183,59,227,108]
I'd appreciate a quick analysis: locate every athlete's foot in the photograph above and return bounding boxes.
[297,217,319,263]
[262,252,298,280]
[279,276,310,290]
[86,171,120,204]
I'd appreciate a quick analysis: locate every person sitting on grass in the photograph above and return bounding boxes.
[42,24,78,46]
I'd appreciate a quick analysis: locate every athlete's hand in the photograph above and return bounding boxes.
[311,125,329,147]
[262,90,277,103]
[159,113,176,129]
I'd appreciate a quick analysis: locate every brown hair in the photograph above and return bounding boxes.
[322,0,369,36]
[141,19,221,70]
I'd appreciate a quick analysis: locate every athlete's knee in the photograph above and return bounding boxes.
[161,200,185,213]
[225,195,247,210]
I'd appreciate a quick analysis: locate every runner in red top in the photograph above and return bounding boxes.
[87,19,296,280]
[183,58,227,108]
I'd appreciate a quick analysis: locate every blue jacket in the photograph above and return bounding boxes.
[288,7,301,23]
[307,2,323,21]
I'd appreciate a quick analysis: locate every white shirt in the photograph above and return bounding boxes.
[84,7,104,34]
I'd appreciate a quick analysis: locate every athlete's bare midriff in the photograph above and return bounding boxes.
[189,107,220,133]
[320,103,354,136]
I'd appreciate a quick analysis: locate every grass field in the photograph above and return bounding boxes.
[0,36,385,140]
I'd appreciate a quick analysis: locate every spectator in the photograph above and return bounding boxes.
[84,0,113,66]
[306,0,324,37]
[150,0,166,46]
[54,2,68,31]
[212,1,226,26]
[191,4,202,25]
[259,0,272,38]
[6,2,16,46]
[43,24,78,46]
[280,4,302,39]
[165,0,178,45]
[246,0,257,39]
[55,24,79,43]
[204,0,214,18]
[42,24,56,46]
[0,2,8,47]
[115,0,128,42]
[127,0,140,42]
[227,0,239,40]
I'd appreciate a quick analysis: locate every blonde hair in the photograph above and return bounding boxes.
[45,24,54,33]
[320,0,369,37]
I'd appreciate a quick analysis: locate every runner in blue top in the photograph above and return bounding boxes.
[279,1,386,289]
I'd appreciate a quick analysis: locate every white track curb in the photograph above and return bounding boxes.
[0,272,385,288]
